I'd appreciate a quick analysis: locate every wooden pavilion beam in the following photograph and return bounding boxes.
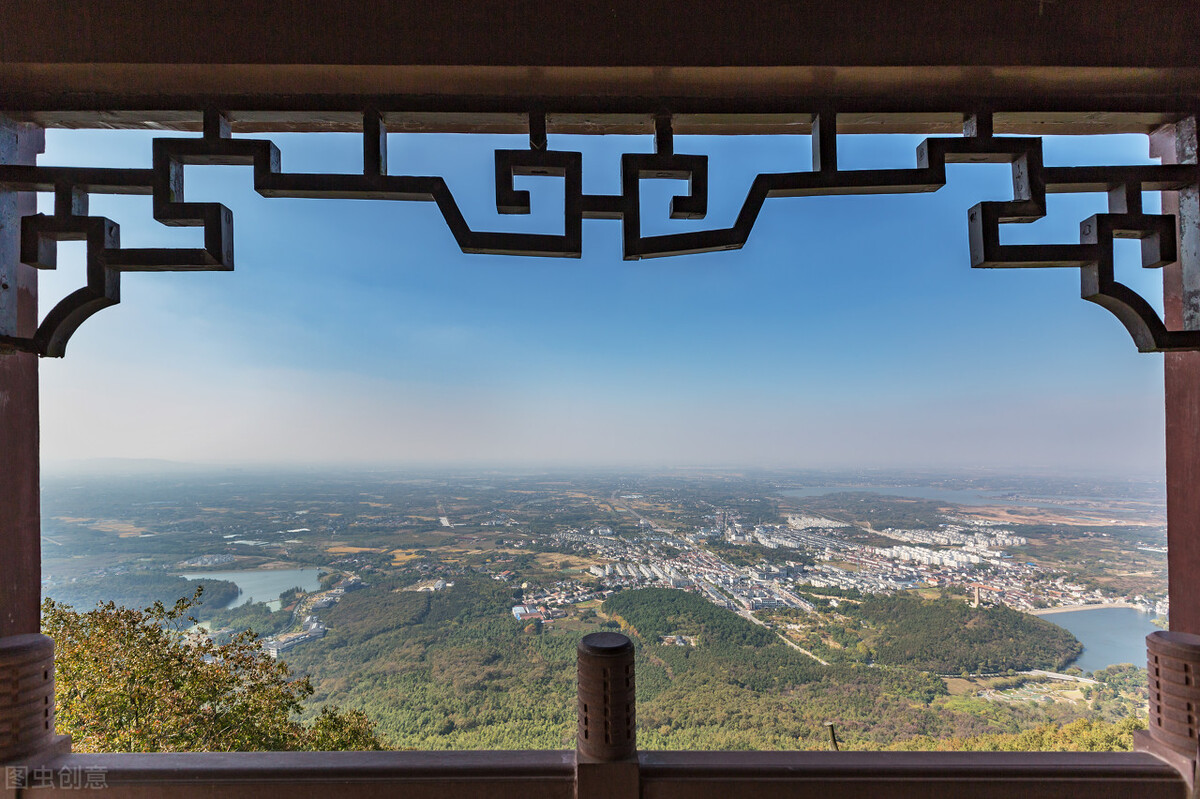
[0,1,1195,69]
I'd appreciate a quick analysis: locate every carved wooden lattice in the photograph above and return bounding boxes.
[0,109,1196,356]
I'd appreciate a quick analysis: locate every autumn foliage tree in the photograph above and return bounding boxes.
[42,592,383,752]
[887,716,1147,752]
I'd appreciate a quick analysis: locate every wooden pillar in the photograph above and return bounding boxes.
[0,117,66,765]
[0,117,43,638]
[1151,118,1200,636]
[1137,119,1200,793]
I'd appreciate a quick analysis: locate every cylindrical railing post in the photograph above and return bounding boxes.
[1147,631,1200,753]
[575,632,638,799]
[0,634,59,762]
[1136,630,1200,796]
[577,631,636,763]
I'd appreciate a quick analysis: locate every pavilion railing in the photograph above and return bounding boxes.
[0,632,1192,799]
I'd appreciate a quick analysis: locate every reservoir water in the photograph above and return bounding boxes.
[180,567,323,611]
[1038,606,1160,673]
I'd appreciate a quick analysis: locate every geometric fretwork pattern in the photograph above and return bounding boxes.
[0,110,1197,356]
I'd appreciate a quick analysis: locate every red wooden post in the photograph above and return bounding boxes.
[1137,119,1200,792]
[1151,118,1200,637]
[0,118,43,638]
[0,118,66,764]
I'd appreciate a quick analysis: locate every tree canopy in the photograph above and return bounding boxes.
[43,592,383,752]
[850,594,1083,674]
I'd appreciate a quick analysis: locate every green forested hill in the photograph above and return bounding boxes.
[285,576,581,748]
[47,572,240,613]
[850,594,1082,673]
[283,581,1088,750]
[603,588,777,648]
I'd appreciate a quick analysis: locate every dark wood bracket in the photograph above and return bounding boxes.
[0,109,1197,356]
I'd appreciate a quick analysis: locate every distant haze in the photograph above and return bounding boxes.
[41,358,1164,477]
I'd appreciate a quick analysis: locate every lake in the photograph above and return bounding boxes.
[180,567,323,611]
[1038,606,1160,673]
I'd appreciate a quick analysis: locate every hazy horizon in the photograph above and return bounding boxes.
[39,456,1167,483]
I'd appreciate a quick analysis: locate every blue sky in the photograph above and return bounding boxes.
[36,127,1167,475]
